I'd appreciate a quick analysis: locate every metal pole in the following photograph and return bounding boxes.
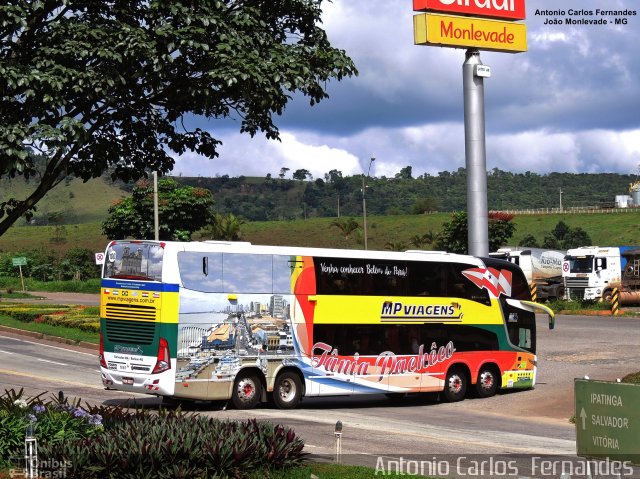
[362,175,368,250]
[362,157,375,250]
[463,49,489,257]
[153,171,159,241]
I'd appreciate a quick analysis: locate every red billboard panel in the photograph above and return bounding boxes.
[413,0,526,21]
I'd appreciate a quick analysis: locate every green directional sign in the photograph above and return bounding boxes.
[575,378,640,464]
[12,256,27,266]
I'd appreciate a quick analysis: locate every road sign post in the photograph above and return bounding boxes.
[12,257,27,292]
[575,378,640,464]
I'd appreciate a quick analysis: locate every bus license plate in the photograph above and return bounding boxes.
[122,377,134,385]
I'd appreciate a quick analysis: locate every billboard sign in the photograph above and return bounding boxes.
[414,13,527,53]
[575,379,640,463]
[413,0,526,21]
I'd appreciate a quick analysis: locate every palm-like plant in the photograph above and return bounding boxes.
[330,217,361,240]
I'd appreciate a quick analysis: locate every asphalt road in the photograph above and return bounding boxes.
[2,314,640,477]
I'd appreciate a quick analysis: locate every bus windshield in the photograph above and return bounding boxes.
[567,256,593,273]
[103,242,164,281]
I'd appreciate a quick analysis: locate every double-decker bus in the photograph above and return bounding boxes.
[99,240,554,409]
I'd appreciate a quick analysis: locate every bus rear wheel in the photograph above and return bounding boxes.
[273,372,302,409]
[475,365,500,398]
[442,367,467,402]
[232,373,262,409]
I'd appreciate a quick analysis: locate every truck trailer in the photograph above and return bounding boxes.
[490,247,565,301]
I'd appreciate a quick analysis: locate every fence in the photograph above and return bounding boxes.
[490,206,640,216]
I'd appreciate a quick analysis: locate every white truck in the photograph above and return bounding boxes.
[563,246,640,304]
[490,247,565,301]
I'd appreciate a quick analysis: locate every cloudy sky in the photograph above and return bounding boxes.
[173,0,640,181]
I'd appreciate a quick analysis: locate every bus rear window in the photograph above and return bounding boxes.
[103,243,163,281]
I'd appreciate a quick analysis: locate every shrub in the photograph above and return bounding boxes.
[2,390,307,478]
[0,389,102,468]
[40,414,307,479]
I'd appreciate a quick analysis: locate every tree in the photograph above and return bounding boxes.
[0,1,357,236]
[561,227,591,249]
[201,213,245,241]
[518,234,540,248]
[102,178,214,240]
[395,166,413,180]
[331,217,360,240]
[279,167,291,180]
[542,221,592,250]
[411,197,440,214]
[292,169,312,181]
[435,211,516,254]
[324,169,343,183]
[434,212,468,254]
[409,232,435,249]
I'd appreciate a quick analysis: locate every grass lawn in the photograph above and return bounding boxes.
[0,315,98,344]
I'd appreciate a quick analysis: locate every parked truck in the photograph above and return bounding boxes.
[562,246,640,304]
[490,247,565,301]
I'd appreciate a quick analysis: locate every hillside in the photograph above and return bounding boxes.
[1,170,639,256]
[177,170,637,221]
[0,176,125,225]
[1,211,639,256]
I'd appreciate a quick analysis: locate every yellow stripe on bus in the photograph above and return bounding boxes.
[311,295,503,325]
[100,289,180,324]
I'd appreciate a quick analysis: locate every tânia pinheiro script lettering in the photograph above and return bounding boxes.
[373,456,636,477]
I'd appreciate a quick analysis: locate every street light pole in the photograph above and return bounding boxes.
[362,157,375,250]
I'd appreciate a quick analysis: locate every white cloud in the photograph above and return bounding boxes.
[172,0,640,180]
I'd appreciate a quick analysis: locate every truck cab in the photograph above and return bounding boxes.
[562,246,623,301]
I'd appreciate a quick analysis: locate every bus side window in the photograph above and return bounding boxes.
[223,254,274,293]
[178,252,223,292]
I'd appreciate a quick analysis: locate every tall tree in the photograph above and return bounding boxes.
[435,211,516,254]
[0,1,357,236]
[102,178,213,240]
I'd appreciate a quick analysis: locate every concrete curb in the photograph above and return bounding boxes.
[0,324,99,352]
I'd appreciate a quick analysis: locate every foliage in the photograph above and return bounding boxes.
[0,389,103,468]
[253,463,432,479]
[621,372,640,384]
[2,389,307,478]
[0,0,357,236]
[385,241,408,251]
[0,247,100,281]
[518,234,540,247]
[539,221,593,250]
[411,197,440,214]
[102,178,214,241]
[0,315,99,345]
[175,169,637,221]
[40,411,306,479]
[331,218,361,240]
[0,303,100,332]
[409,232,435,249]
[199,212,245,241]
[434,211,516,254]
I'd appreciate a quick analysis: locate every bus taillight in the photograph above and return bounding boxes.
[152,337,171,374]
[99,333,107,369]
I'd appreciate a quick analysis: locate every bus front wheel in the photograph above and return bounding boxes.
[475,365,500,398]
[442,367,467,402]
[232,373,262,409]
[273,372,302,409]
